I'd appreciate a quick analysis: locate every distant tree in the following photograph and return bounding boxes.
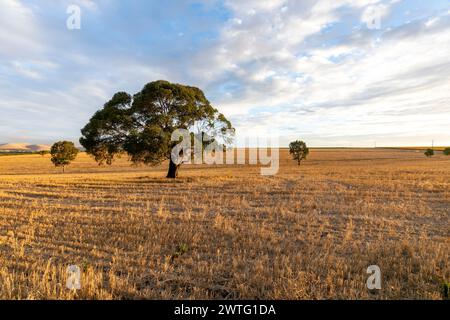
[424,148,434,158]
[289,140,309,165]
[38,150,49,157]
[50,141,79,172]
[443,148,450,156]
[80,80,234,178]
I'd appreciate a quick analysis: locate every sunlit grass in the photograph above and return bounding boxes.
[0,149,448,299]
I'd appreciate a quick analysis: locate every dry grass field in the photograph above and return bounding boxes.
[0,148,448,299]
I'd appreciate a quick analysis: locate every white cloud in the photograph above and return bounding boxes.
[7,60,59,80]
[10,61,42,80]
[0,0,43,58]
[78,0,98,11]
[185,0,450,145]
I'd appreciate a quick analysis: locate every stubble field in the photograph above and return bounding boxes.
[0,148,448,299]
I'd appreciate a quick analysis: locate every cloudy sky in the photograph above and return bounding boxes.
[0,0,449,147]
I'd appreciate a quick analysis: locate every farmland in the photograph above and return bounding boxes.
[0,148,448,299]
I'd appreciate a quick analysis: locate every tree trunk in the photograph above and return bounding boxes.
[297,159,301,166]
[167,159,180,178]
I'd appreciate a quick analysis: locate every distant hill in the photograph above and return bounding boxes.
[0,143,51,153]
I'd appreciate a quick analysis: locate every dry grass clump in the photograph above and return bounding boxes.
[0,149,448,299]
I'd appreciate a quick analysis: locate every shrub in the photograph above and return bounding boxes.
[424,149,434,157]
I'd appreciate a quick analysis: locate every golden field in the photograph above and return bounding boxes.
[0,148,448,299]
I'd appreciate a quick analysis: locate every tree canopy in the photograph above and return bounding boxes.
[50,141,79,172]
[80,80,234,178]
[289,140,309,165]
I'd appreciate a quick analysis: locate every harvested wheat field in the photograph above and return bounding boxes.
[0,148,448,299]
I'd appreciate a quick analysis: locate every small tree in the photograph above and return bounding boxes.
[50,141,79,172]
[38,150,49,157]
[289,140,309,165]
[424,148,434,158]
[443,148,450,156]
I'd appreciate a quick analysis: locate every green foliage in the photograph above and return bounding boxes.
[38,150,49,157]
[424,148,434,157]
[442,282,450,300]
[170,243,189,263]
[80,80,234,178]
[443,148,450,156]
[79,92,133,165]
[289,140,309,165]
[50,141,79,172]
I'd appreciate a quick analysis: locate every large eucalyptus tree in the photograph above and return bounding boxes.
[80,80,233,178]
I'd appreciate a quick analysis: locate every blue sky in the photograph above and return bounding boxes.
[0,0,449,147]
